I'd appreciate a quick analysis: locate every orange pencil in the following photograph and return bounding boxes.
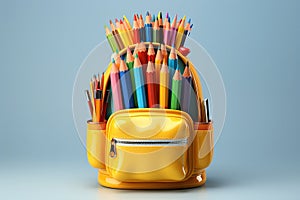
[155,48,163,84]
[94,89,102,122]
[161,44,168,64]
[146,61,157,107]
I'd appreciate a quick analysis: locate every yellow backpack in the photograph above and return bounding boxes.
[86,43,213,189]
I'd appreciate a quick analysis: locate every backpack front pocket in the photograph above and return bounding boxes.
[105,108,194,182]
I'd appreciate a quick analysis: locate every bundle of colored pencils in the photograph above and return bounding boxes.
[85,73,110,122]
[108,42,193,114]
[105,12,193,52]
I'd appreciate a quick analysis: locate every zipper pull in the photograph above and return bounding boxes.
[110,139,117,158]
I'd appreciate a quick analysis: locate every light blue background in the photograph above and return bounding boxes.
[0,0,299,199]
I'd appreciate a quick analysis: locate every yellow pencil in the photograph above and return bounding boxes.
[159,59,169,109]
[175,16,186,49]
[123,15,134,44]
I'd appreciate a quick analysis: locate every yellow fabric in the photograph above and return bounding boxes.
[105,109,194,182]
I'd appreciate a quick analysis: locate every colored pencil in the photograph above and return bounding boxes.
[100,89,110,122]
[126,47,134,70]
[123,15,132,29]
[85,90,93,118]
[133,54,147,108]
[105,25,119,52]
[170,69,182,110]
[121,19,133,45]
[158,12,164,43]
[168,46,178,87]
[151,14,156,26]
[133,14,141,44]
[119,59,135,109]
[170,15,177,46]
[95,89,102,122]
[110,20,124,50]
[161,44,168,64]
[188,24,193,36]
[147,42,155,63]
[155,48,163,84]
[180,18,191,47]
[153,19,159,43]
[100,72,105,90]
[159,59,169,109]
[139,14,146,42]
[137,42,148,65]
[163,12,168,28]
[112,51,121,68]
[145,12,153,42]
[90,79,97,122]
[164,18,171,45]
[117,19,130,47]
[146,61,157,107]
[175,16,186,49]
[181,62,192,113]
[110,59,123,111]
[123,15,134,43]
[126,47,137,106]
[137,42,148,76]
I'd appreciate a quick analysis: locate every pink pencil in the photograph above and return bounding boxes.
[110,59,123,111]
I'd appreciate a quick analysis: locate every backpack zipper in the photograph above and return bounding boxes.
[110,138,188,158]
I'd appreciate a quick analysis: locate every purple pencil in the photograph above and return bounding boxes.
[170,15,177,46]
[181,62,192,113]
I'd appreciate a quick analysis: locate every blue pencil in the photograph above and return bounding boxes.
[145,12,153,42]
[119,58,135,109]
[168,46,178,83]
[133,54,147,108]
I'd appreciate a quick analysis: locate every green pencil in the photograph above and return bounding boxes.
[170,69,182,110]
[105,25,119,52]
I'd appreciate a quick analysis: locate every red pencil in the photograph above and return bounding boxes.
[147,42,155,63]
[146,61,157,107]
[137,42,148,76]
[138,42,148,65]
[133,14,140,44]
